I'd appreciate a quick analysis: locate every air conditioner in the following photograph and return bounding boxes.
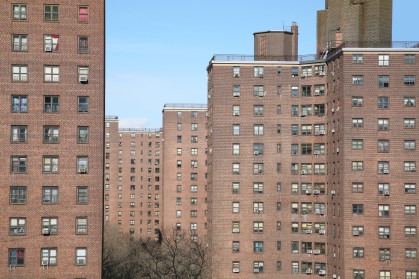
[384,190,390,196]
[79,76,88,83]
[233,112,240,116]
[336,106,340,111]
[411,167,416,171]
[313,190,320,195]
[336,148,339,153]
[253,151,259,155]
[306,249,312,254]
[301,112,307,117]
[254,268,259,273]
[319,270,326,275]
[332,129,336,133]
[301,74,306,78]
[42,260,49,266]
[314,249,320,255]
[315,209,320,214]
[45,46,52,52]
[314,91,320,96]
[314,151,320,155]
[306,269,312,274]
[234,74,240,78]
[306,230,312,234]
[383,169,389,174]
[320,72,325,76]
[319,230,325,235]
[319,131,325,135]
[301,170,307,175]
[333,274,337,279]
[233,268,240,273]
[353,231,360,236]
[258,74,264,78]
[255,210,263,214]
[258,92,264,97]
[320,210,325,215]
[306,190,312,195]
[331,108,335,113]
[78,168,87,174]
[333,253,336,258]
[233,92,240,97]
[42,228,50,235]
[331,190,336,195]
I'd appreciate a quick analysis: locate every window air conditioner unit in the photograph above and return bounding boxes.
[233,92,240,97]
[331,108,335,113]
[306,249,312,254]
[42,260,49,266]
[42,228,50,235]
[301,74,306,78]
[258,74,264,78]
[314,151,320,155]
[320,72,325,76]
[319,131,325,135]
[233,268,239,273]
[383,169,389,174]
[314,91,320,96]
[78,168,87,174]
[336,106,340,111]
[332,129,336,133]
[313,190,320,195]
[306,269,312,274]
[319,230,325,235]
[314,249,320,255]
[79,76,88,83]
[336,148,339,153]
[254,268,259,273]
[258,92,264,97]
[333,274,337,279]
[353,231,360,236]
[234,74,240,78]
[384,190,390,196]
[331,190,336,195]
[301,170,307,175]
[253,151,259,155]
[314,209,320,214]
[411,167,416,171]
[320,210,325,215]
[233,112,240,116]
[45,46,52,52]
[301,112,307,117]
[319,270,326,275]
[305,190,312,195]
[306,230,312,234]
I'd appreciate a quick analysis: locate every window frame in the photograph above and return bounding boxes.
[44,5,59,22]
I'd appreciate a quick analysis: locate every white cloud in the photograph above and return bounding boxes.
[119,118,150,129]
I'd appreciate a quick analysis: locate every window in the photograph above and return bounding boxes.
[378,97,389,109]
[78,67,89,84]
[352,226,364,236]
[78,127,89,144]
[8,248,25,266]
[191,136,198,143]
[378,161,389,174]
[314,64,325,76]
[43,156,59,173]
[232,261,240,273]
[76,248,87,265]
[77,187,88,204]
[378,140,389,152]
[292,262,299,273]
[352,161,363,171]
[253,105,264,116]
[176,210,181,218]
[379,54,389,66]
[352,75,363,85]
[12,4,27,20]
[253,143,263,155]
[232,105,240,116]
[404,97,416,107]
[233,85,240,97]
[232,221,240,233]
[253,202,264,213]
[314,104,325,116]
[10,187,26,204]
[232,182,240,194]
[302,86,312,96]
[404,161,416,172]
[12,65,28,82]
[253,242,263,253]
[11,156,26,173]
[291,86,298,97]
[44,5,59,21]
[291,125,298,136]
[232,163,240,174]
[44,35,59,52]
[277,105,281,114]
[10,218,26,235]
[253,163,263,174]
[190,198,197,206]
[405,227,417,236]
[78,36,89,54]
[233,66,240,77]
[354,270,365,279]
[378,183,389,195]
[44,126,59,143]
[44,66,60,82]
[43,187,58,204]
[352,96,363,106]
[78,96,89,113]
[292,67,299,77]
[253,261,264,273]
[253,86,264,97]
[352,118,363,128]
[41,248,57,266]
[406,271,418,279]
[77,157,88,174]
[301,124,312,135]
[405,76,415,85]
[232,241,240,253]
[277,86,281,94]
[44,96,59,113]
[12,34,28,52]
[404,119,415,128]
[301,105,312,116]
[379,226,390,239]
[232,144,240,155]
[254,124,264,135]
[352,54,363,63]
[42,217,58,235]
[253,182,263,193]
[301,66,312,77]
[254,66,264,78]
[379,249,391,261]
[379,205,390,217]
[378,119,389,131]
[253,221,263,233]
[378,76,389,88]
[352,204,364,214]
[11,126,27,143]
[76,217,87,234]
[405,205,416,215]
[190,223,197,230]
[291,105,299,116]
[405,54,416,64]
[353,247,364,258]
[78,6,89,22]
[352,140,363,150]
[405,183,416,193]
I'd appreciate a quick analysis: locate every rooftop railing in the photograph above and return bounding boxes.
[211,54,317,62]
[164,103,207,109]
[119,128,163,133]
[105,115,118,120]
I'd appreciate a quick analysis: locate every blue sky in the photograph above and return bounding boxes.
[106,0,419,128]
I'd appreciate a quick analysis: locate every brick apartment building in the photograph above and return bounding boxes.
[0,1,104,278]
[207,2,418,278]
[104,117,163,238]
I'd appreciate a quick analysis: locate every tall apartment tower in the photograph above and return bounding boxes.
[1,1,104,278]
[162,104,208,240]
[104,117,163,238]
[317,0,392,56]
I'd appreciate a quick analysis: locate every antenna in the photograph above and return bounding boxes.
[282,20,285,31]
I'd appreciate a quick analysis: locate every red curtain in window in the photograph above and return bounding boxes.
[79,7,88,22]
[52,35,59,51]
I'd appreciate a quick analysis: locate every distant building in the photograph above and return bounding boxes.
[0,1,104,278]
